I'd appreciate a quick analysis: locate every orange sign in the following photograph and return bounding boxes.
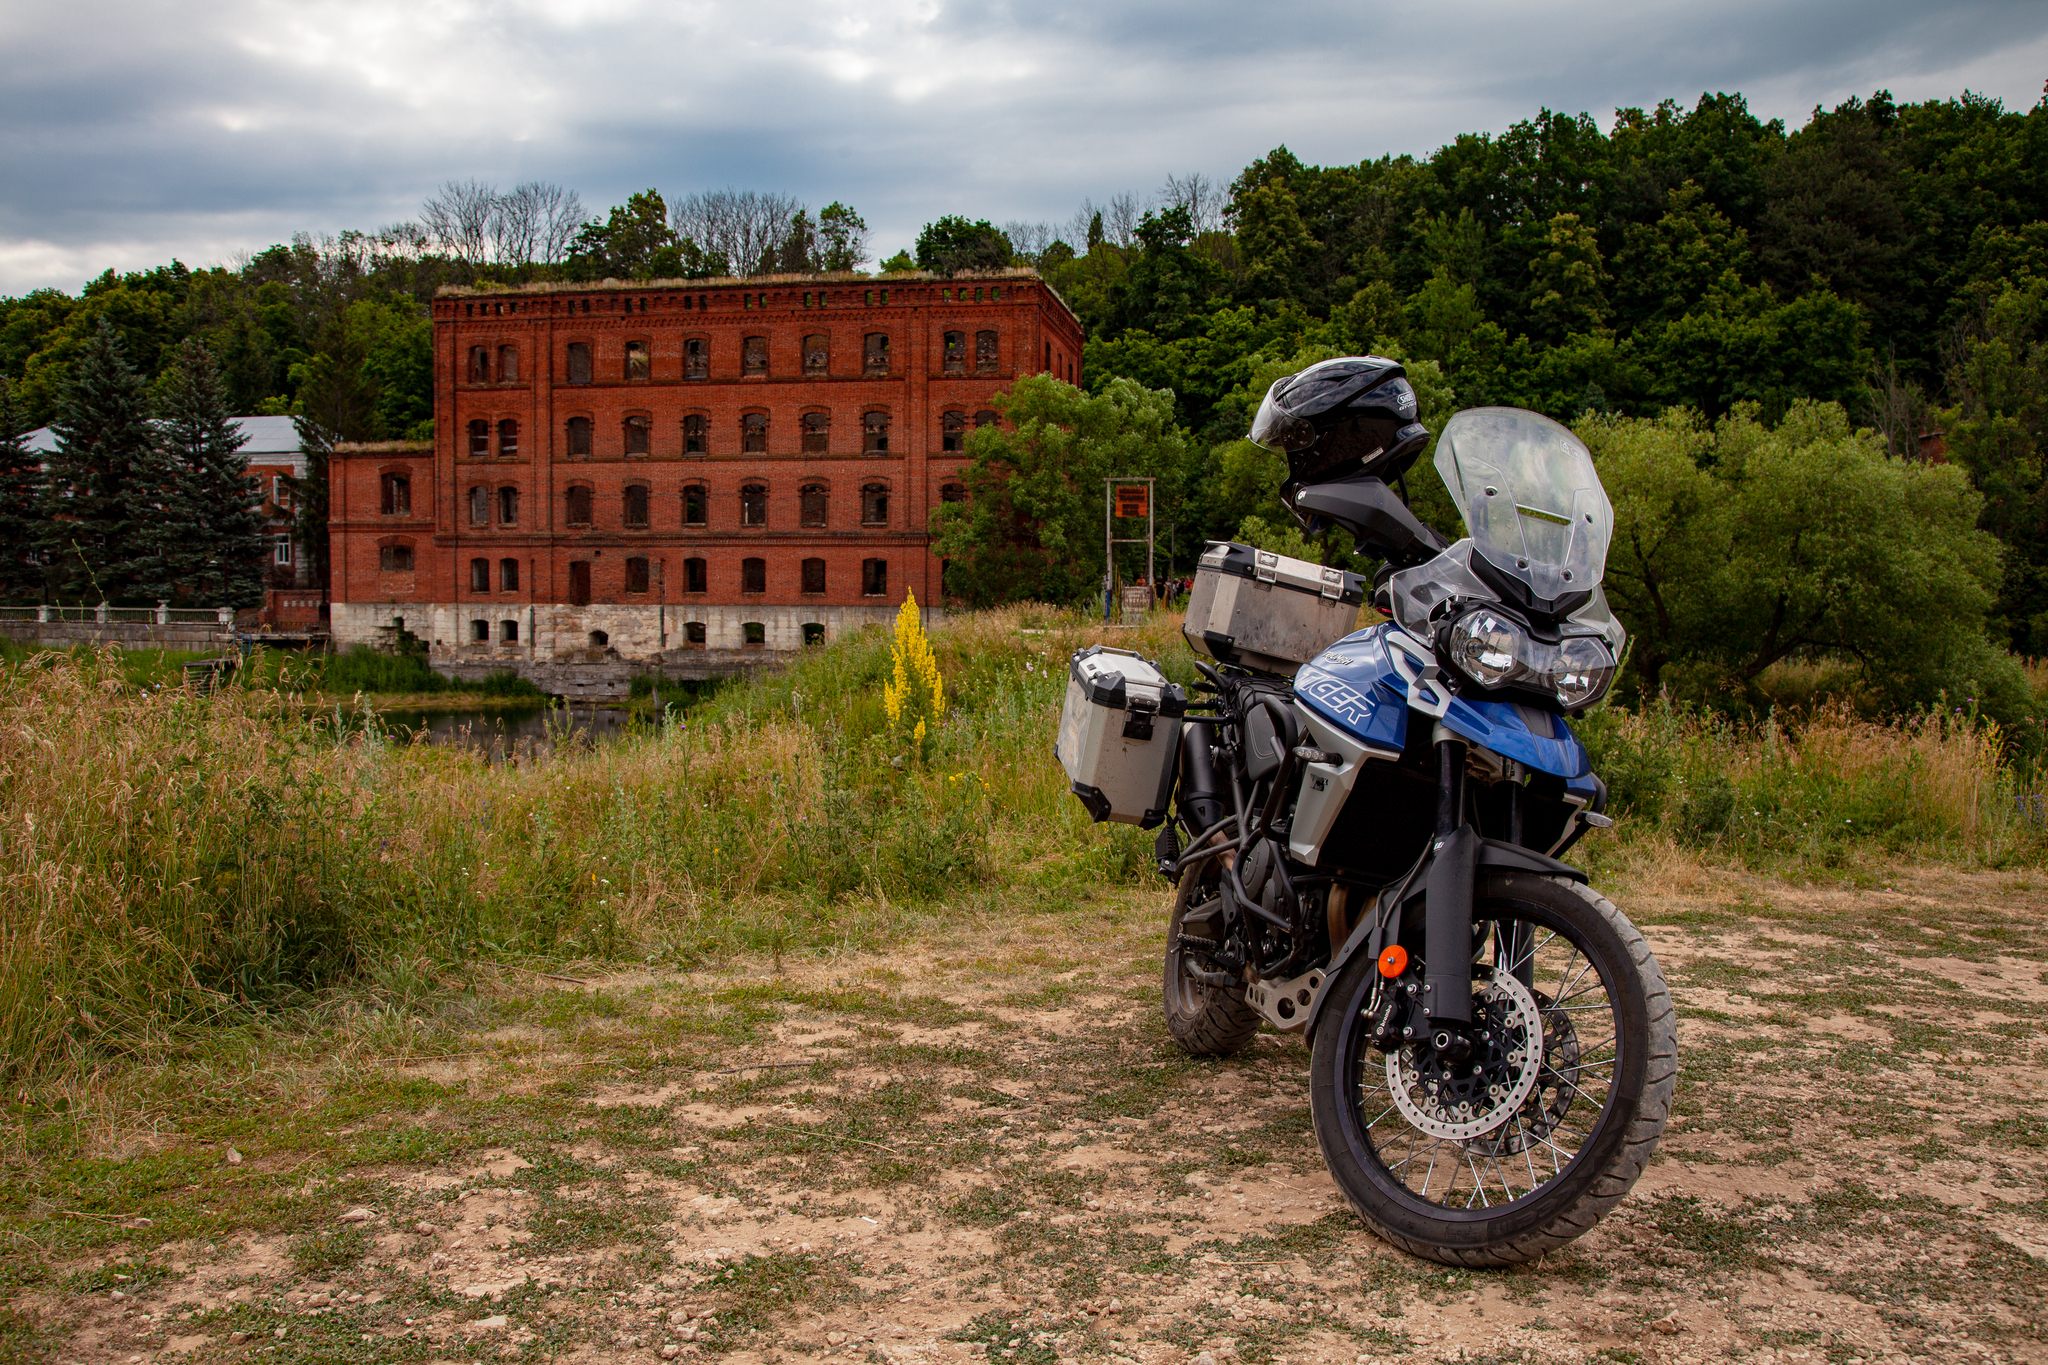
[1115,485,1149,518]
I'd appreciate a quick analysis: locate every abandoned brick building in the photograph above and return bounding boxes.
[327,269,1084,686]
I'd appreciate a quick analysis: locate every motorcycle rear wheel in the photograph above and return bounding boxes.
[1162,867,1261,1057]
[1308,872,1675,1266]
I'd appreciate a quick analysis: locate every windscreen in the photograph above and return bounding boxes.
[1433,408,1611,601]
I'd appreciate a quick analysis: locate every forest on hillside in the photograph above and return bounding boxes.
[2,88,2046,709]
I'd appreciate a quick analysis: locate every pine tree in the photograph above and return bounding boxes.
[41,318,155,603]
[0,379,42,601]
[153,337,265,606]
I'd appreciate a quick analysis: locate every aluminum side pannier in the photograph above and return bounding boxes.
[1055,645,1185,828]
[1183,541,1367,677]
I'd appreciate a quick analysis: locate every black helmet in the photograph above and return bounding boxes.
[1248,355,1430,486]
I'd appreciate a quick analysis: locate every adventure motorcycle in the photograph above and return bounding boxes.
[1055,359,1675,1266]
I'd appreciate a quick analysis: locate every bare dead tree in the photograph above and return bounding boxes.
[531,184,587,266]
[671,190,805,276]
[1104,191,1150,248]
[1002,220,1057,263]
[1160,172,1226,236]
[421,179,499,263]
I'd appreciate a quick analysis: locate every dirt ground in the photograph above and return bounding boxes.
[8,853,2047,1365]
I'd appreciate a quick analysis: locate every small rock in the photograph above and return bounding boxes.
[273,1326,288,1339]
[337,1207,373,1223]
[661,1348,681,1360]
[225,1147,243,1165]
[413,1221,436,1235]
[1106,1299,1122,1312]
[467,1314,509,1332]
[228,1332,248,1345]
[429,1252,450,1270]
[1651,1313,1683,1335]
[1193,1355,1218,1365]
[827,1331,847,1346]
[109,1290,125,1301]
[678,1324,699,1342]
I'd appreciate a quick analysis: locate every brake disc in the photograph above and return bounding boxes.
[1386,968,1544,1142]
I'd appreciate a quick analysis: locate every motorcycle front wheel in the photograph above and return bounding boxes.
[1309,871,1676,1266]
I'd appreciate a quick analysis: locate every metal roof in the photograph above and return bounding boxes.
[21,414,306,459]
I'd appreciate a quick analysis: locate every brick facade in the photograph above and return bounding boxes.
[327,268,1084,677]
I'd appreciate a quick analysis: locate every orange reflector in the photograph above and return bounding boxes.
[1378,945,1409,978]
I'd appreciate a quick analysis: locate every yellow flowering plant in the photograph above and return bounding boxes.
[882,592,946,762]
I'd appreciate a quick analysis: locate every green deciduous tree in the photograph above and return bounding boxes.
[915,217,1015,276]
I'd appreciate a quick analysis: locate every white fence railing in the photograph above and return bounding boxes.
[0,603,235,626]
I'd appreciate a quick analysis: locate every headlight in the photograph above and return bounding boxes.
[1444,607,1618,709]
[1448,610,1524,687]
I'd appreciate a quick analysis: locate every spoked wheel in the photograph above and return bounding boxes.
[1162,864,1259,1057]
[1309,872,1676,1266]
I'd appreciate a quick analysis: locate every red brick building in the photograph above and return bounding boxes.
[328,268,1083,685]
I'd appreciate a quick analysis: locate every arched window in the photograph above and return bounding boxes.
[470,557,490,592]
[626,557,650,593]
[468,419,490,457]
[743,621,766,646]
[800,483,828,527]
[683,414,707,454]
[740,483,767,526]
[863,332,890,375]
[566,485,593,527]
[803,334,829,375]
[801,558,826,594]
[684,620,707,644]
[975,329,999,374]
[940,482,966,504]
[380,543,414,571]
[500,618,519,642]
[380,473,410,516]
[861,482,889,525]
[623,485,650,527]
[624,414,650,456]
[566,416,592,458]
[498,486,519,525]
[468,485,489,526]
[566,342,592,385]
[802,622,826,646]
[683,484,707,526]
[743,336,768,376]
[471,618,489,641]
[497,418,518,459]
[863,411,890,453]
[801,412,829,453]
[942,411,966,452]
[684,559,707,594]
[942,331,966,374]
[742,413,767,453]
[497,345,519,383]
[499,558,519,591]
[624,340,650,380]
[741,558,767,593]
[974,409,998,429]
[467,346,490,383]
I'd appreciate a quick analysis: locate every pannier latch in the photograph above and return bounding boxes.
[1123,695,1158,740]
[1319,567,1344,600]
[1254,551,1279,584]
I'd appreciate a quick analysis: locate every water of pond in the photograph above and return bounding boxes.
[372,704,643,761]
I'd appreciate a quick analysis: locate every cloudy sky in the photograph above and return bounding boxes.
[3,0,2045,295]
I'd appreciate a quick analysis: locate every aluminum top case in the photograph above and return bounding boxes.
[1055,645,1186,829]
[1182,541,1368,677]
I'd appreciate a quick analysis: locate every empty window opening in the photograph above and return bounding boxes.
[743,335,768,376]
[589,629,609,648]
[470,558,490,592]
[683,414,707,454]
[498,418,519,459]
[469,485,489,526]
[802,412,829,453]
[685,621,707,644]
[566,415,592,457]
[1046,340,1053,371]
[380,473,411,516]
[468,419,490,457]
[803,334,828,375]
[742,557,766,593]
[685,338,707,379]
[624,484,650,527]
[741,483,767,526]
[569,561,592,605]
[566,342,592,384]
[942,411,966,452]
[625,340,650,380]
[380,544,414,572]
[863,411,890,454]
[500,557,519,591]
[566,485,593,527]
[742,413,767,453]
[941,481,966,503]
[863,332,890,375]
[624,414,650,456]
[861,482,889,525]
[580,298,591,313]
[943,330,966,374]
[471,618,489,641]
[802,622,826,646]
[683,484,707,526]
[801,557,826,594]
[626,556,650,593]
[498,485,519,525]
[862,557,888,597]
[468,346,490,383]
[800,483,828,527]
[684,558,707,593]
[498,345,519,383]
[975,330,998,373]
[975,287,985,303]
[974,409,998,429]
[500,618,519,643]
[743,621,766,647]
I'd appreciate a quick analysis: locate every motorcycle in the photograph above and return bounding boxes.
[1057,397,1675,1266]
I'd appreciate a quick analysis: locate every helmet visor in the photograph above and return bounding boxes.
[1249,380,1317,451]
